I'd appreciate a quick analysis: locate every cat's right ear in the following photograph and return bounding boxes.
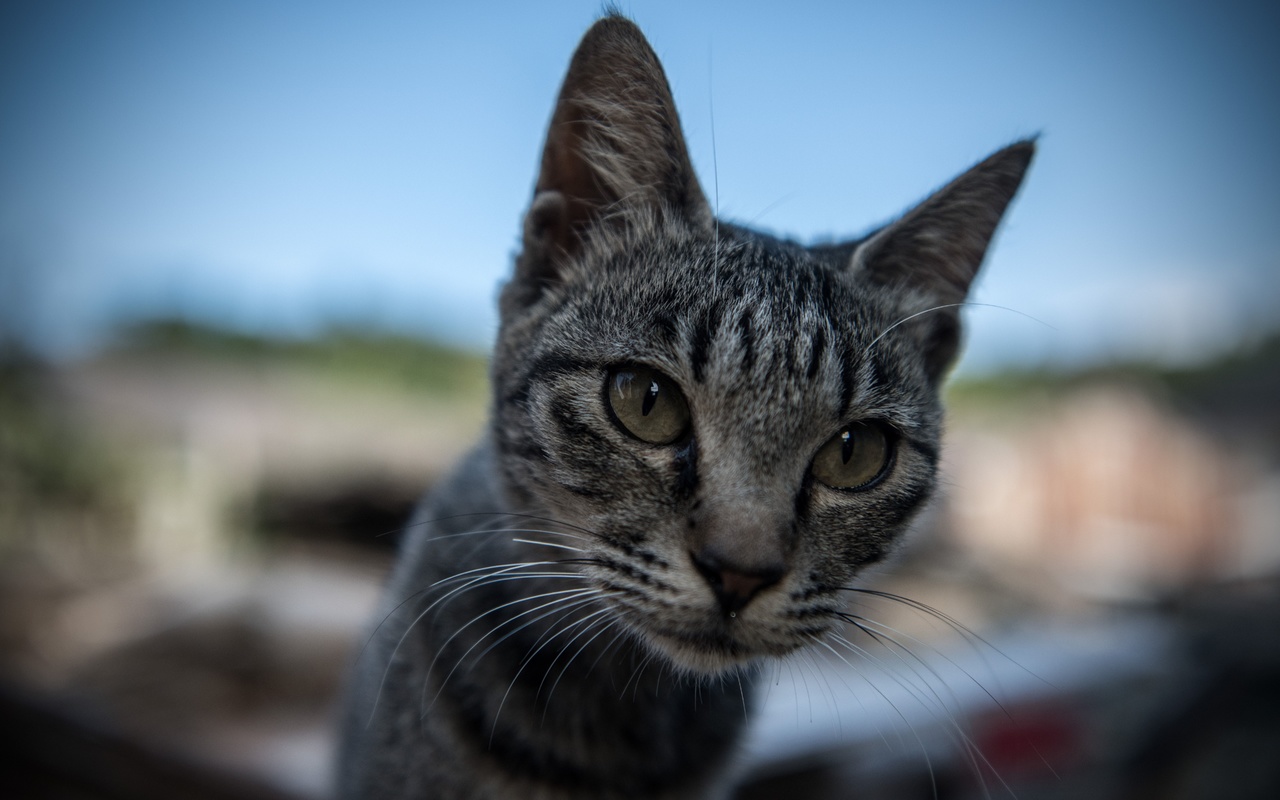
[513,15,711,303]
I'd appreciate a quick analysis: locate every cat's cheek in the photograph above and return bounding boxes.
[798,501,904,576]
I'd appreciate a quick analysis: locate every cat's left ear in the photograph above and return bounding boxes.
[849,140,1035,382]
[512,15,712,306]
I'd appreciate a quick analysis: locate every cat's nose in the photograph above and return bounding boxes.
[691,549,783,615]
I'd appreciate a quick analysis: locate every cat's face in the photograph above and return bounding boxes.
[489,16,1031,675]
[493,228,946,673]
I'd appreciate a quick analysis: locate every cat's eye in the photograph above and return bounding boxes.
[606,366,690,445]
[811,421,892,491]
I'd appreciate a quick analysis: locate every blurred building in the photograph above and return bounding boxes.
[946,386,1279,601]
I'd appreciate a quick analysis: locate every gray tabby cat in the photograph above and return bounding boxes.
[337,13,1033,800]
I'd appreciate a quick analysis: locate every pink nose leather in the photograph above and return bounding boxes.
[692,551,783,615]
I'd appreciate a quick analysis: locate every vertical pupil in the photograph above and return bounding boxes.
[641,379,660,416]
[840,430,855,464]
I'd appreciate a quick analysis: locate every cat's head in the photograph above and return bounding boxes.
[490,15,1032,675]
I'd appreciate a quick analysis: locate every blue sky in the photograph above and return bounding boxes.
[2,0,1277,371]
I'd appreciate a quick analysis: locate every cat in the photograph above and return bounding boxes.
[337,13,1033,800]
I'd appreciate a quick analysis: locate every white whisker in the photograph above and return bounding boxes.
[512,537,586,554]
[815,635,939,796]
[425,590,607,717]
[490,604,618,745]
[368,560,581,725]
[864,301,1053,360]
[538,614,622,719]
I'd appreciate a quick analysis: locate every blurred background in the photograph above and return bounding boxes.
[1,1,1277,798]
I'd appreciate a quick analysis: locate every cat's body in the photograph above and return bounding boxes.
[338,15,1032,799]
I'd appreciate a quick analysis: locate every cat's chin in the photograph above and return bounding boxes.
[642,627,804,677]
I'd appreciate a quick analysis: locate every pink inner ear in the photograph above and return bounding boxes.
[538,116,605,258]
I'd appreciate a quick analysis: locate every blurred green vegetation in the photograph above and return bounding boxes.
[5,316,1278,561]
[111,319,490,401]
[1,319,493,559]
[0,341,126,554]
[949,329,1280,420]
[120,318,1280,414]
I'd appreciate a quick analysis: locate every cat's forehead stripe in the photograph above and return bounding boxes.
[688,298,725,383]
[805,326,826,381]
[736,309,756,372]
